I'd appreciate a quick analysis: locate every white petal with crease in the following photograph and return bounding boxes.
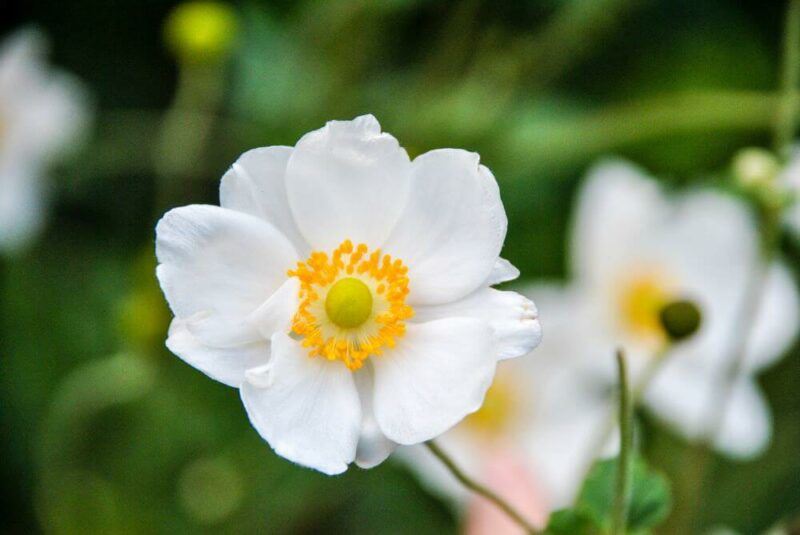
[353,364,397,469]
[372,318,495,444]
[156,205,298,347]
[219,146,309,254]
[413,288,541,361]
[285,115,410,251]
[384,149,507,305]
[166,318,269,388]
[240,333,361,475]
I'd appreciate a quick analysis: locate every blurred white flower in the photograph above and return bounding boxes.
[0,29,88,252]
[156,115,542,475]
[402,160,799,512]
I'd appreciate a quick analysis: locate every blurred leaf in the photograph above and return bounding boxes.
[545,508,598,535]
[577,456,672,534]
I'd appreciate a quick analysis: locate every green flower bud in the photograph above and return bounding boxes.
[164,1,238,64]
[658,299,702,342]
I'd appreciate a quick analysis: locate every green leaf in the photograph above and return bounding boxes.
[577,456,672,534]
[544,508,598,535]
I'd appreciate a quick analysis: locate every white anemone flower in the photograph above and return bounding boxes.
[0,29,87,252]
[156,115,542,475]
[402,159,800,512]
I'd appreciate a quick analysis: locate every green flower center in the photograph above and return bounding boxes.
[325,277,373,329]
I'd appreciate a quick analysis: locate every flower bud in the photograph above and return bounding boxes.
[732,147,780,189]
[164,1,237,64]
[658,299,701,342]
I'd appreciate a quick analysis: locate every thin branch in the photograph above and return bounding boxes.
[424,440,539,534]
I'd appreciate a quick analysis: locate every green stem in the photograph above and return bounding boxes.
[611,349,633,535]
[153,62,225,215]
[774,0,800,154]
[577,344,669,494]
[424,440,539,534]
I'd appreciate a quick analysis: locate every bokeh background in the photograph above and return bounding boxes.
[2,0,800,533]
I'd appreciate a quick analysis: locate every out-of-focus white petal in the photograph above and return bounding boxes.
[0,163,44,253]
[372,318,495,445]
[166,317,269,388]
[248,277,299,340]
[570,159,666,288]
[413,288,541,361]
[746,262,800,371]
[713,379,772,458]
[486,258,520,286]
[285,115,410,251]
[384,149,507,305]
[644,359,771,459]
[353,364,397,469]
[155,205,298,346]
[240,333,361,475]
[219,146,309,254]
[0,29,88,161]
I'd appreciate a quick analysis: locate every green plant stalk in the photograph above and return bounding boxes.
[576,343,670,499]
[424,440,539,534]
[774,0,800,153]
[611,349,633,535]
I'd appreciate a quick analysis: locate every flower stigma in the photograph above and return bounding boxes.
[288,239,413,370]
[325,277,373,328]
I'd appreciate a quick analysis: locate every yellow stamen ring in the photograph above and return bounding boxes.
[287,239,414,370]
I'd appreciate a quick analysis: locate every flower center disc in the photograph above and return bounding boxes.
[287,239,414,370]
[325,277,373,328]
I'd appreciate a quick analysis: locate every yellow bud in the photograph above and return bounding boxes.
[164,1,238,64]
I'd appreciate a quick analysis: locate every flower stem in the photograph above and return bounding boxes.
[611,348,633,535]
[774,0,800,153]
[424,440,539,534]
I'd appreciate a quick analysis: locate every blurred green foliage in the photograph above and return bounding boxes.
[3,0,800,533]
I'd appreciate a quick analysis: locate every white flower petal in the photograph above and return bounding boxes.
[413,288,541,361]
[371,318,495,445]
[285,115,411,251]
[166,318,269,388]
[240,333,361,475]
[644,360,771,458]
[156,205,298,347]
[746,262,800,371]
[353,364,397,469]
[384,149,507,305]
[219,146,309,255]
[0,29,88,161]
[713,379,772,458]
[0,163,45,253]
[248,277,300,340]
[570,159,666,287]
[486,258,520,285]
